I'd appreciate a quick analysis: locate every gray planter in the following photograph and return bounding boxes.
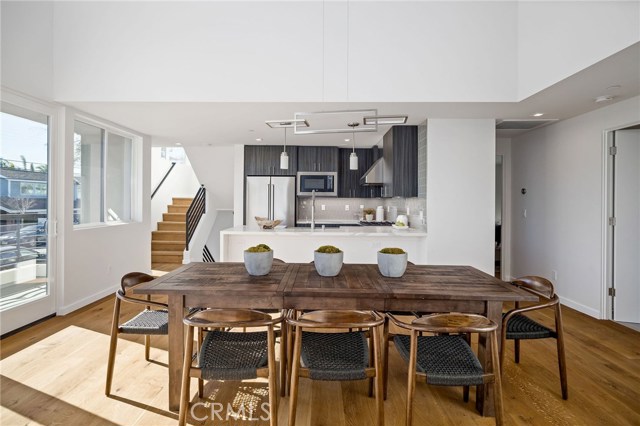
[377,252,408,277]
[314,251,343,277]
[243,250,273,276]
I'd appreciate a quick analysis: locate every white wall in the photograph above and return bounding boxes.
[517,1,640,99]
[50,1,516,102]
[150,147,200,229]
[427,119,496,274]
[58,108,151,315]
[510,96,640,319]
[184,145,235,211]
[0,1,53,100]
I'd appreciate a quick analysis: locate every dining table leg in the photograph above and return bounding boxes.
[168,294,185,412]
[476,300,502,416]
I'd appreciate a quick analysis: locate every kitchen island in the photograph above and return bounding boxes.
[220,225,427,264]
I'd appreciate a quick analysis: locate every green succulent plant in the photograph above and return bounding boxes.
[246,243,272,253]
[316,245,342,254]
[379,247,406,254]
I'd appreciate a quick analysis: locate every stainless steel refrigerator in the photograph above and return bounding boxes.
[245,176,295,229]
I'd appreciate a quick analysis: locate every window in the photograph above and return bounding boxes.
[73,119,140,226]
[20,182,47,196]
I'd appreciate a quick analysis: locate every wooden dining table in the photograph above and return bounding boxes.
[134,262,537,414]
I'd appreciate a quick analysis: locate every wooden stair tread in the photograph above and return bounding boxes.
[152,250,184,255]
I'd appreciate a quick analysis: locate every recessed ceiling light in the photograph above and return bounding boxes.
[344,138,350,142]
[532,113,544,117]
[255,138,262,142]
[595,95,615,103]
[175,142,182,146]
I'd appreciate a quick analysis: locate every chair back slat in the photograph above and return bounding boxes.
[511,276,555,299]
[121,272,155,292]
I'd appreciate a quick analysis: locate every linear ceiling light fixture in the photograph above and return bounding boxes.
[363,115,408,125]
[265,119,309,128]
[348,122,359,170]
[293,109,378,134]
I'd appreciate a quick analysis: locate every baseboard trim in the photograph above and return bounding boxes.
[559,295,601,319]
[57,285,118,316]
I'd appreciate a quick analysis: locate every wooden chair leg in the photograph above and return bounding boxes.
[368,329,375,397]
[286,317,295,396]
[288,325,302,426]
[463,385,470,402]
[197,327,204,398]
[514,339,520,363]
[373,324,384,426]
[179,326,195,426]
[279,323,287,397]
[105,299,121,396]
[556,306,569,400]
[490,330,504,426]
[267,326,278,426]
[499,325,507,374]
[144,335,151,361]
[406,331,418,426]
[383,316,390,400]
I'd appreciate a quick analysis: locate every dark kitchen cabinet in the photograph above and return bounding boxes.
[382,126,418,197]
[297,146,338,172]
[244,145,297,176]
[338,148,382,198]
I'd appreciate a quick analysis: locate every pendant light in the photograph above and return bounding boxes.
[348,122,359,170]
[280,127,289,169]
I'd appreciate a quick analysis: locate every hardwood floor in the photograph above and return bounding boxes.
[1,296,639,425]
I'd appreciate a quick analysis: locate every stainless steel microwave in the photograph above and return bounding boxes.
[297,172,338,196]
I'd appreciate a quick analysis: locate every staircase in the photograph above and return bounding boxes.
[151,197,191,270]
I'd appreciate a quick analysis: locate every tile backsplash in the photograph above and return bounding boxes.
[297,196,426,228]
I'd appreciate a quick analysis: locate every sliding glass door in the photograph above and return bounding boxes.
[0,99,56,335]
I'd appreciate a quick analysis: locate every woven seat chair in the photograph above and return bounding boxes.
[287,310,385,426]
[178,308,283,426]
[388,312,504,426]
[501,276,568,399]
[105,272,168,395]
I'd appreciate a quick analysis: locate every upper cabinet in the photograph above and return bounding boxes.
[338,148,382,198]
[382,126,418,198]
[297,146,338,172]
[244,145,298,176]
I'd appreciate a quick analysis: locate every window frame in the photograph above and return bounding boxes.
[72,115,143,229]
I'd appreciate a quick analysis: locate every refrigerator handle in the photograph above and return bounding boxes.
[271,183,275,220]
[267,183,271,220]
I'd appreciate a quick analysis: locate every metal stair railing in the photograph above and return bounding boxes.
[185,185,206,250]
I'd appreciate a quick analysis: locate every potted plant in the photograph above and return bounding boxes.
[314,245,343,277]
[244,243,273,276]
[363,208,375,221]
[377,247,408,278]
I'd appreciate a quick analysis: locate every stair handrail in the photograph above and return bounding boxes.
[186,185,206,250]
[151,162,177,199]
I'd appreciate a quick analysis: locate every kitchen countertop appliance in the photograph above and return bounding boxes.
[245,176,295,229]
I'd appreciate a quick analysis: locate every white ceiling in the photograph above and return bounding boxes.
[67,43,639,148]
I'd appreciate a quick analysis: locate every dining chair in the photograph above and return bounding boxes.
[287,310,385,426]
[105,272,168,395]
[501,276,568,399]
[388,312,504,426]
[178,308,283,426]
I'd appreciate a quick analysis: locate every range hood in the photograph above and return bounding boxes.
[360,157,384,186]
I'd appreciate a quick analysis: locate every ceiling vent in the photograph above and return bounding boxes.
[496,119,558,130]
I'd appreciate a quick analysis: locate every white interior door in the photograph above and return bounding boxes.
[613,129,640,323]
[0,97,57,335]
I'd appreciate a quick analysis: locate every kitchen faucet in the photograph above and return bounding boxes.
[311,190,316,230]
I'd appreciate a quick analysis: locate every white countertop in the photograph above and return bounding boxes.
[221,225,427,237]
